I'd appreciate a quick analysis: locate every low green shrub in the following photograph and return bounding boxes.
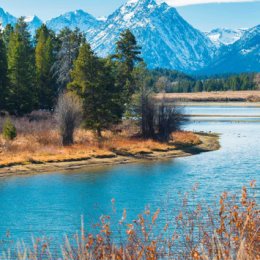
[2,118,17,140]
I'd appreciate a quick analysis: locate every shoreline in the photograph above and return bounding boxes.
[0,133,220,178]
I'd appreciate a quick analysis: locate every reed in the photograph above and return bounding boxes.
[0,182,258,260]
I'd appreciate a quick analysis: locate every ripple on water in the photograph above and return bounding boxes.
[0,106,259,245]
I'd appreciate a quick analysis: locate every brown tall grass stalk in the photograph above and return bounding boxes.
[0,183,258,260]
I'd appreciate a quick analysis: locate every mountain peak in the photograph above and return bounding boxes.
[110,0,171,28]
[206,28,246,47]
[120,0,157,15]
[74,9,85,14]
[0,7,17,27]
[91,0,214,72]
[24,15,42,23]
[46,9,102,33]
[125,0,156,7]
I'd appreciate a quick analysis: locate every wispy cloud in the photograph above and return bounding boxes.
[159,0,258,7]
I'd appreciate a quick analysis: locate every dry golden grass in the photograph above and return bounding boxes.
[103,136,173,155]
[155,90,260,102]
[0,117,201,168]
[0,131,113,167]
[172,131,202,146]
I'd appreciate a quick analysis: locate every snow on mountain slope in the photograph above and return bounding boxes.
[0,3,258,73]
[25,15,43,34]
[46,10,103,35]
[0,8,42,33]
[89,0,216,72]
[203,25,260,74]
[206,28,246,47]
[0,7,16,28]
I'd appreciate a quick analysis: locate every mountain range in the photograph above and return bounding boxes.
[0,0,259,75]
[206,28,247,47]
[204,25,260,74]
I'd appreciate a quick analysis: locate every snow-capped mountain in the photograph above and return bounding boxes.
[46,10,103,35]
[0,3,259,74]
[25,15,43,35]
[206,28,246,47]
[89,0,215,72]
[204,25,260,74]
[0,7,16,29]
[0,8,42,33]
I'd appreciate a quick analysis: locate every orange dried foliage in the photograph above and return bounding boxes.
[0,116,204,168]
[172,131,202,146]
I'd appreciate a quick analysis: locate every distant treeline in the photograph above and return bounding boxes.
[150,68,258,93]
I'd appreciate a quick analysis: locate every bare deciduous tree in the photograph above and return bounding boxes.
[138,95,184,142]
[55,92,82,146]
[156,101,184,142]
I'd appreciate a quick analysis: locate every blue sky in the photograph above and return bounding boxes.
[0,0,259,30]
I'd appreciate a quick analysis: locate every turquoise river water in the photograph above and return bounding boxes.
[0,105,259,247]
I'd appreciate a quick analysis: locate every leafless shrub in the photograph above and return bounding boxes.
[156,101,184,142]
[55,92,83,146]
[138,96,184,142]
[135,93,184,141]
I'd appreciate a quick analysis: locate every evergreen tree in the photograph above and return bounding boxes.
[68,43,122,137]
[2,24,13,48]
[35,24,56,109]
[115,29,142,73]
[0,33,8,110]
[7,17,36,115]
[52,28,85,89]
[113,29,142,102]
[194,80,203,92]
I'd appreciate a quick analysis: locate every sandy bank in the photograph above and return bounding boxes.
[0,133,220,178]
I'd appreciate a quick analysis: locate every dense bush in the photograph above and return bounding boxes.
[2,118,17,140]
[157,103,183,142]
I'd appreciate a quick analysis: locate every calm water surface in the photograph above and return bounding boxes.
[0,106,259,244]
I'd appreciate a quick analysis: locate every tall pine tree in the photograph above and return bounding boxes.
[0,33,8,111]
[2,24,14,49]
[113,29,142,104]
[7,17,36,115]
[35,25,56,109]
[68,43,122,137]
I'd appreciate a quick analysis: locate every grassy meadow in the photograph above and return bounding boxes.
[155,90,260,103]
[0,113,203,170]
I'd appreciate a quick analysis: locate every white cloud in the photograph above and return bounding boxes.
[158,0,258,7]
